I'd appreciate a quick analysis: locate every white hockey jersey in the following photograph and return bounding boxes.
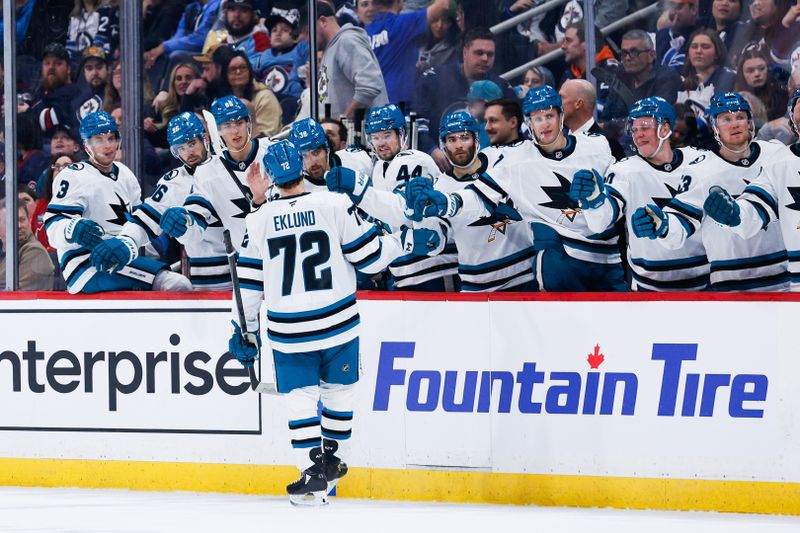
[480,138,541,169]
[721,143,800,290]
[583,147,710,291]
[182,138,272,252]
[661,141,789,291]
[436,152,535,291]
[365,149,458,289]
[120,165,231,290]
[237,190,405,354]
[44,161,142,293]
[458,133,620,265]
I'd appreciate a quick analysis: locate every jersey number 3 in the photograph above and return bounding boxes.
[268,230,332,296]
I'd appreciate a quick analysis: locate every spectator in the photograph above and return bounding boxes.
[0,202,55,291]
[365,0,450,104]
[253,7,309,120]
[72,45,109,122]
[316,0,388,119]
[184,41,235,112]
[739,90,770,131]
[320,118,348,150]
[147,63,201,148]
[514,66,554,99]
[559,22,621,117]
[757,69,800,144]
[412,27,516,169]
[500,0,549,70]
[25,43,82,134]
[218,50,282,136]
[466,80,502,150]
[103,60,122,112]
[600,29,682,121]
[48,125,82,158]
[559,79,626,160]
[33,153,80,253]
[17,115,49,191]
[357,0,377,26]
[677,28,736,117]
[18,185,36,221]
[143,0,222,90]
[0,0,72,64]
[669,102,700,148]
[143,0,186,54]
[66,0,119,58]
[707,0,746,55]
[737,0,800,68]
[656,0,701,70]
[417,14,460,75]
[221,0,272,67]
[735,43,789,121]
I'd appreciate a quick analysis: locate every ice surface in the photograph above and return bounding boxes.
[0,487,798,533]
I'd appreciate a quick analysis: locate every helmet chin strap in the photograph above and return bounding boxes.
[442,133,479,169]
[640,120,672,161]
[530,114,565,148]
[713,120,753,155]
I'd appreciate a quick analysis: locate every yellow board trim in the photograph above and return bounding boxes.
[1,458,799,515]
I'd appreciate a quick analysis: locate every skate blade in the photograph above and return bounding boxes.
[289,491,329,506]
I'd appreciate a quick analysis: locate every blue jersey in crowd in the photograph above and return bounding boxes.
[366,10,428,105]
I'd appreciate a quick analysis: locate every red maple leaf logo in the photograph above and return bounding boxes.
[587,344,605,369]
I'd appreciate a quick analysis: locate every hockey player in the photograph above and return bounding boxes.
[159,95,272,252]
[568,96,709,291]
[44,111,191,293]
[630,93,789,291]
[89,112,233,289]
[287,117,372,193]
[407,85,626,291]
[703,89,800,290]
[227,140,439,505]
[328,103,457,291]
[428,111,536,291]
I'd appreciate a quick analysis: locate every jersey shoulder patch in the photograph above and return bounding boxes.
[161,169,180,181]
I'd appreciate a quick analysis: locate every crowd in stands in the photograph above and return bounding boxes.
[2,0,800,291]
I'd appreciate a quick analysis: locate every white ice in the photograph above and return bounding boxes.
[0,487,798,533]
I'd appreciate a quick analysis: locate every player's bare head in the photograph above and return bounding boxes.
[484,99,522,145]
[440,111,480,168]
[709,93,753,153]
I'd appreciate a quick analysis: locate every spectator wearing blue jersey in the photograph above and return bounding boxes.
[365,0,451,105]
[143,0,222,90]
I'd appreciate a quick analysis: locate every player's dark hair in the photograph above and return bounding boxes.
[320,118,348,145]
[486,98,523,128]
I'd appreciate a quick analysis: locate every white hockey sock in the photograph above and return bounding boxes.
[286,385,321,472]
[153,270,192,291]
[320,382,355,463]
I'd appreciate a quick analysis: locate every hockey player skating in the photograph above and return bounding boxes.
[89,112,233,289]
[227,140,439,505]
[423,111,536,291]
[633,92,789,291]
[703,88,800,290]
[405,86,626,291]
[44,111,191,293]
[159,95,272,251]
[569,96,710,291]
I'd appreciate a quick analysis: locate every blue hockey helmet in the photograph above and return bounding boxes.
[522,84,562,115]
[79,110,119,142]
[167,112,206,147]
[289,118,329,153]
[211,95,250,125]
[263,140,303,185]
[708,92,751,119]
[439,111,480,140]
[364,104,406,135]
[628,96,676,127]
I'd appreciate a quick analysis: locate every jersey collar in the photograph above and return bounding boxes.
[88,160,120,180]
[222,142,258,172]
[537,134,575,161]
[643,147,683,172]
[791,143,800,158]
[446,152,488,182]
[491,137,525,149]
[715,143,761,168]
[275,191,311,201]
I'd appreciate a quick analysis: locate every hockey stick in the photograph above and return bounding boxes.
[202,109,226,156]
[409,111,419,151]
[223,229,278,395]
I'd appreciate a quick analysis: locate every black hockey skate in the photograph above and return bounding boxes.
[287,447,328,506]
[323,439,348,495]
